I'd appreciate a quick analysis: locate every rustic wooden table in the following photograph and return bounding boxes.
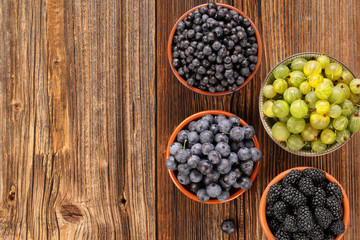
[0,0,359,239]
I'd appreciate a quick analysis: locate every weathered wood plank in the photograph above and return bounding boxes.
[0,0,156,239]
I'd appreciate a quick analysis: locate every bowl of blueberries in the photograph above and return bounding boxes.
[259,167,350,240]
[168,2,262,96]
[165,110,262,204]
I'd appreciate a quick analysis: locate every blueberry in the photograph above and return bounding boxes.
[166,156,177,170]
[238,177,252,189]
[250,147,262,162]
[244,139,254,148]
[209,124,219,134]
[202,114,215,124]
[196,119,210,132]
[191,143,202,155]
[188,121,197,131]
[213,27,223,37]
[228,152,238,164]
[201,142,215,155]
[207,170,221,182]
[243,125,255,139]
[229,127,245,142]
[206,183,222,198]
[177,172,191,185]
[170,142,182,155]
[187,131,200,144]
[175,149,190,163]
[200,6,209,14]
[208,150,221,164]
[208,2,217,9]
[237,148,251,161]
[203,45,212,56]
[229,116,241,126]
[236,76,245,85]
[249,63,256,72]
[197,189,210,202]
[212,40,222,51]
[240,67,250,77]
[200,130,214,143]
[197,160,213,175]
[240,160,254,176]
[217,159,232,174]
[218,119,232,133]
[215,133,229,143]
[246,26,255,36]
[215,142,231,157]
[178,163,192,175]
[187,155,201,168]
[189,170,203,183]
[177,21,186,31]
[217,191,230,202]
[215,115,227,124]
[192,58,201,67]
[177,130,189,143]
[186,29,195,39]
[223,171,237,186]
[190,182,201,193]
[221,220,236,234]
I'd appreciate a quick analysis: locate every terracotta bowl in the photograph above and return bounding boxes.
[168,3,263,96]
[166,110,261,204]
[259,52,356,157]
[259,167,350,240]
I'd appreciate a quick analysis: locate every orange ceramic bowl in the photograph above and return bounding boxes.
[259,167,350,240]
[166,110,261,204]
[167,3,263,96]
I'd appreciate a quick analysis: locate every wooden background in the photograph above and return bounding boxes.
[0,0,359,239]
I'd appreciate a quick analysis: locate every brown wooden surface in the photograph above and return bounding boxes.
[0,0,359,239]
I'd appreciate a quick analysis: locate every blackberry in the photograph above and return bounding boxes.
[326,182,344,201]
[298,177,316,196]
[272,201,288,222]
[281,186,307,207]
[314,207,334,229]
[282,169,302,187]
[268,218,281,233]
[296,206,315,232]
[330,220,345,236]
[326,195,343,220]
[283,214,297,232]
[266,183,283,205]
[308,225,325,240]
[303,168,326,184]
[274,229,291,240]
[312,187,326,207]
[292,233,309,240]
[266,204,274,218]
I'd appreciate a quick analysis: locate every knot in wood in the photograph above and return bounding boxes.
[60,204,83,224]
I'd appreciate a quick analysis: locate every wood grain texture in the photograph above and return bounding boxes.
[0,0,155,239]
[0,0,359,239]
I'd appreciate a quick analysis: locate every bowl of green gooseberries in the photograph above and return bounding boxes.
[259,53,360,156]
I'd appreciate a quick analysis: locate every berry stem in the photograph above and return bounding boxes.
[183,139,187,149]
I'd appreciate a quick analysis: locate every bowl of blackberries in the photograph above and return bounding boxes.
[165,110,262,204]
[168,2,262,96]
[259,167,350,240]
[259,52,360,156]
